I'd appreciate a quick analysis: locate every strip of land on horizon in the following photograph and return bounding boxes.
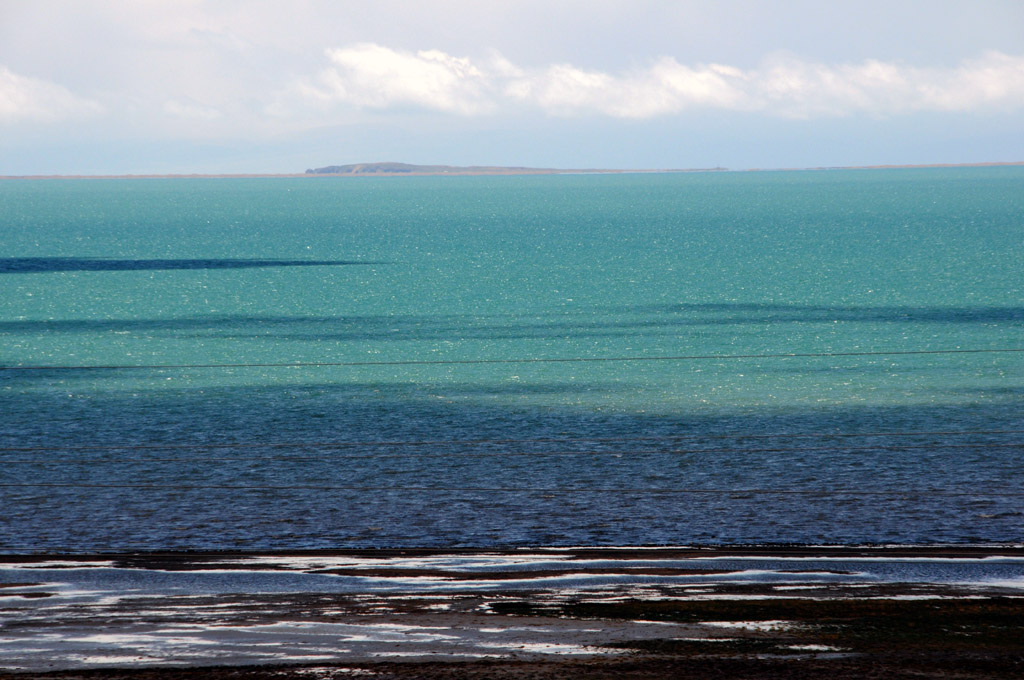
[2,160,1023,179]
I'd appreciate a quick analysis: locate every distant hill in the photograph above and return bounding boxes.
[306,162,600,175]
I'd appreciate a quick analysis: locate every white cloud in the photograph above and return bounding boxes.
[299,43,498,115]
[514,58,747,118]
[919,51,1024,112]
[749,51,1024,118]
[285,46,1024,120]
[0,66,103,122]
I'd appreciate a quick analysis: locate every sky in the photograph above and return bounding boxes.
[1,0,1023,174]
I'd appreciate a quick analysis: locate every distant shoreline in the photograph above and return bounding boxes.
[0,169,694,180]
[2,160,1022,180]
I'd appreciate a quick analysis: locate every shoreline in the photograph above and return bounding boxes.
[3,543,1024,563]
[2,161,1022,180]
[2,546,1022,677]
[0,169,655,180]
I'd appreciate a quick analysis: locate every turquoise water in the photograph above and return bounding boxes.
[1,169,1022,549]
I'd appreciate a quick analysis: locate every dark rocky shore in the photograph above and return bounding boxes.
[2,547,1022,679]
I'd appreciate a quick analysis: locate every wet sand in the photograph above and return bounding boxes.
[2,547,1023,678]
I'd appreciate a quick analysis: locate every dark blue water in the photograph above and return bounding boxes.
[1,169,1022,549]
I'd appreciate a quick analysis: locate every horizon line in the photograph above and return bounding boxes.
[2,160,1022,180]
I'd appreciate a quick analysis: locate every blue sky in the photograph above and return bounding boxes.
[1,0,1022,174]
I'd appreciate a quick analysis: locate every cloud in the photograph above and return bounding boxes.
[285,46,1024,120]
[919,51,1024,112]
[0,66,103,123]
[750,51,1024,118]
[297,43,499,115]
[512,59,747,118]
